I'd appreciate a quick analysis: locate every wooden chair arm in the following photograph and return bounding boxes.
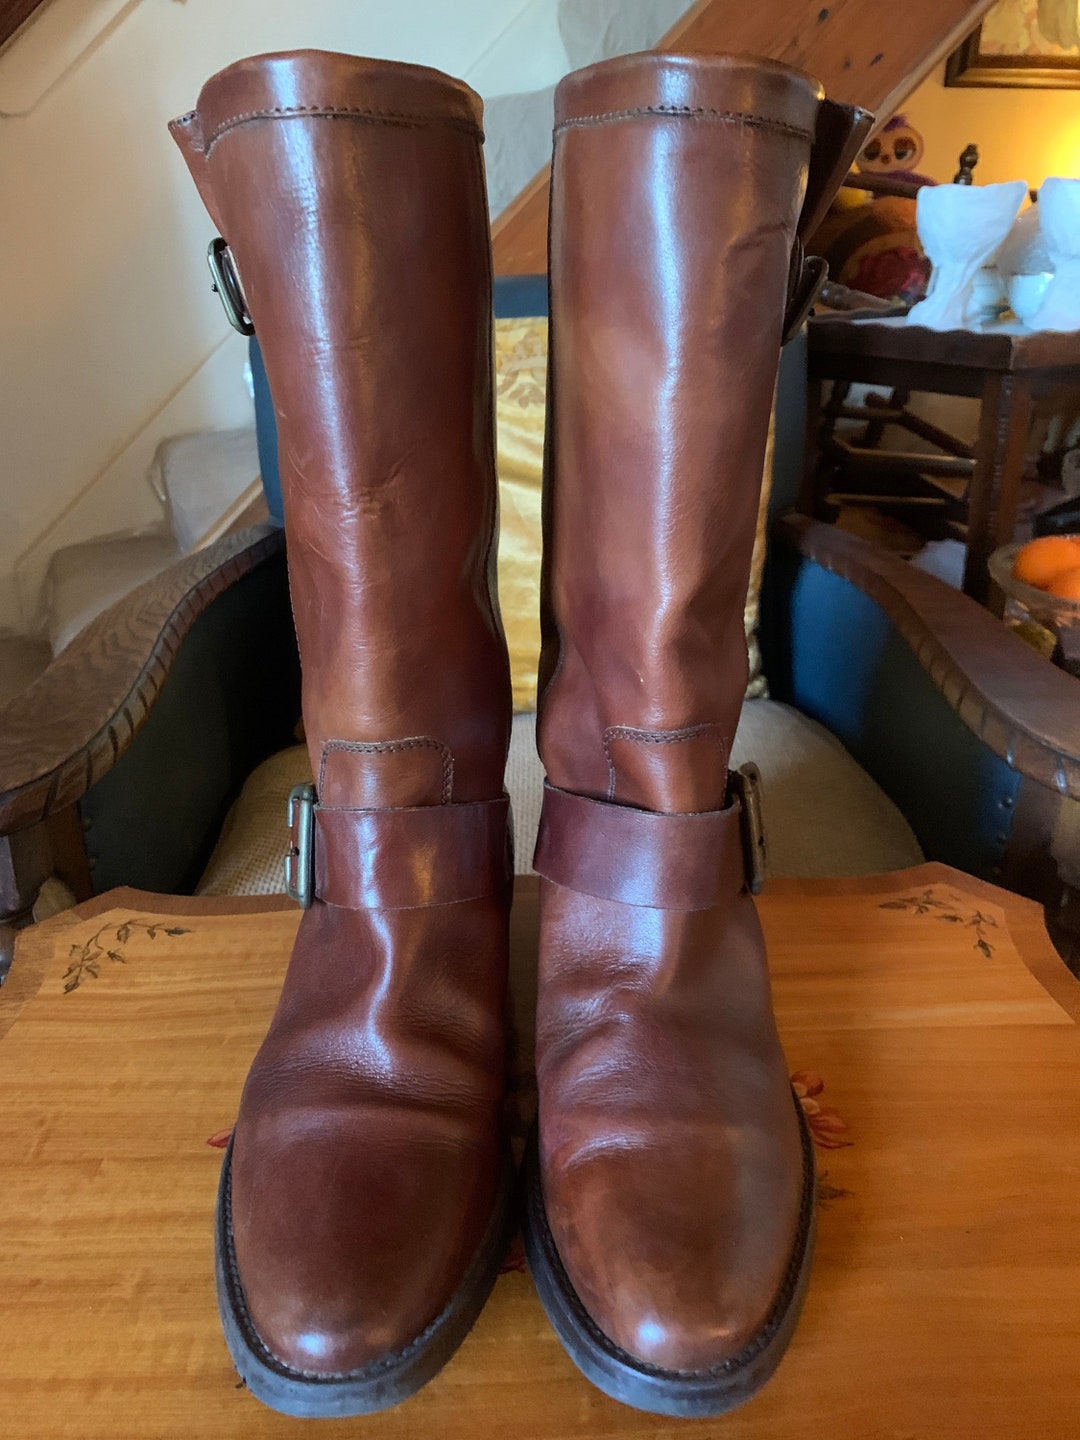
[776,514,1080,801]
[0,526,285,835]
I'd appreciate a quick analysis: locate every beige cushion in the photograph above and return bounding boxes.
[198,701,922,896]
[730,701,923,879]
[198,746,313,897]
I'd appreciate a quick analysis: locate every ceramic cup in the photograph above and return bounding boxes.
[1030,178,1080,332]
[907,180,1028,331]
[1008,270,1054,325]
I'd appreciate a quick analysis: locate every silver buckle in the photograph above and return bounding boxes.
[207,238,255,336]
[782,250,828,344]
[731,763,767,895]
[285,783,316,908]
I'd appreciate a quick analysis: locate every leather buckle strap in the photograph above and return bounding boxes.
[286,784,511,911]
[782,240,828,344]
[532,764,766,912]
[782,99,875,345]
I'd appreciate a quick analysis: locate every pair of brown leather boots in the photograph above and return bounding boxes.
[171,48,869,1420]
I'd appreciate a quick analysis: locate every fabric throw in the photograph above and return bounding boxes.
[493,316,775,711]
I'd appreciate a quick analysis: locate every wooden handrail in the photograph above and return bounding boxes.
[0,0,45,51]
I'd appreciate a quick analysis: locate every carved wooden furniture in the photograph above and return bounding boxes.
[2,866,1077,1437]
[802,317,1080,610]
[0,525,298,974]
[3,498,1079,977]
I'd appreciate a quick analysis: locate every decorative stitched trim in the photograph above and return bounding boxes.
[204,103,482,156]
[602,722,727,803]
[318,736,454,805]
[555,104,810,141]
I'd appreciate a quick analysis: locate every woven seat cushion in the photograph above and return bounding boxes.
[197,700,922,896]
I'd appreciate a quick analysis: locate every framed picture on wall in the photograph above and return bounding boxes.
[946,0,1080,87]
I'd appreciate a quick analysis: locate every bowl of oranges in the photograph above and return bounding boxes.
[989,534,1080,637]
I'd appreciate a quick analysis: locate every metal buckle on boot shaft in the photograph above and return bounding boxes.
[731,763,767,895]
[207,238,254,336]
[285,783,316,908]
[782,241,829,344]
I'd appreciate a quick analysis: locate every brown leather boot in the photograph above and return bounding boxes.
[524,53,870,1417]
[171,53,513,1417]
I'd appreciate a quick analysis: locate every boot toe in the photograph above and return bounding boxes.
[229,1122,497,1377]
[544,1136,804,1374]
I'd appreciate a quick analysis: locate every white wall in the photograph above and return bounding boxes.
[0,0,692,636]
[903,61,1080,187]
[0,0,573,633]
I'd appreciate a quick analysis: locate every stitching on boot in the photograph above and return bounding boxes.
[555,105,811,141]
[318,737,454,805]
[602,722,727,803]
[204,104,482,155]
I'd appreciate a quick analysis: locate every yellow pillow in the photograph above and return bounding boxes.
[494,317,773,712]
[495,318,546,713]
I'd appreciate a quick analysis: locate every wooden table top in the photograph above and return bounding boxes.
[2,865,1079,1438]
[809,315,1080,374]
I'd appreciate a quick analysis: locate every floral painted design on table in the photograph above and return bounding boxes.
[62,917,191,992]
[792,1070,852,1150]
[879,887,998,957]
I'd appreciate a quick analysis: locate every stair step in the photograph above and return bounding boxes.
[44,529,181,656]
[151,428,261,554]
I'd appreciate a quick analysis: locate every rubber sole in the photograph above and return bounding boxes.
[215,1138,515,1418]
[522,1098,816,1418]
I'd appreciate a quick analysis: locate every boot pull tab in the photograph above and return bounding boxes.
[169,110,253,333]
[782,99,875,343]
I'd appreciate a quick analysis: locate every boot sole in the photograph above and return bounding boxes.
[214,1137,515,1418]
[522,1096,816,1418]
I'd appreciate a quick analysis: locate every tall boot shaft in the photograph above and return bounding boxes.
[526,52,871,1412]
[539,53,864,815]
[170,54,515,1413]
[172,52,509,808]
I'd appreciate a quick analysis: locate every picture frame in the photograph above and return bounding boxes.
[946,1,1080,89]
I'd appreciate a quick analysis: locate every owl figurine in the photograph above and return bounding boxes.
[856,114,936,189]
[811,114,934,303]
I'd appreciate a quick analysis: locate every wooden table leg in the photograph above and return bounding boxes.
[965,372,1033,612]
[0,823,52,982]
[797,375,825,515]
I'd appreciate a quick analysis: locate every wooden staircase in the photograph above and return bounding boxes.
[492,0,996,275]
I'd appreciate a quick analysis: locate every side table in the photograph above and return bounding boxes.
[2,868,1079,1438]
[804,317,1080,611]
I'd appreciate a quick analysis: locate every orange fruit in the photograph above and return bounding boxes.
[1012,534,1080,591]
[1046,565,1080,601]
